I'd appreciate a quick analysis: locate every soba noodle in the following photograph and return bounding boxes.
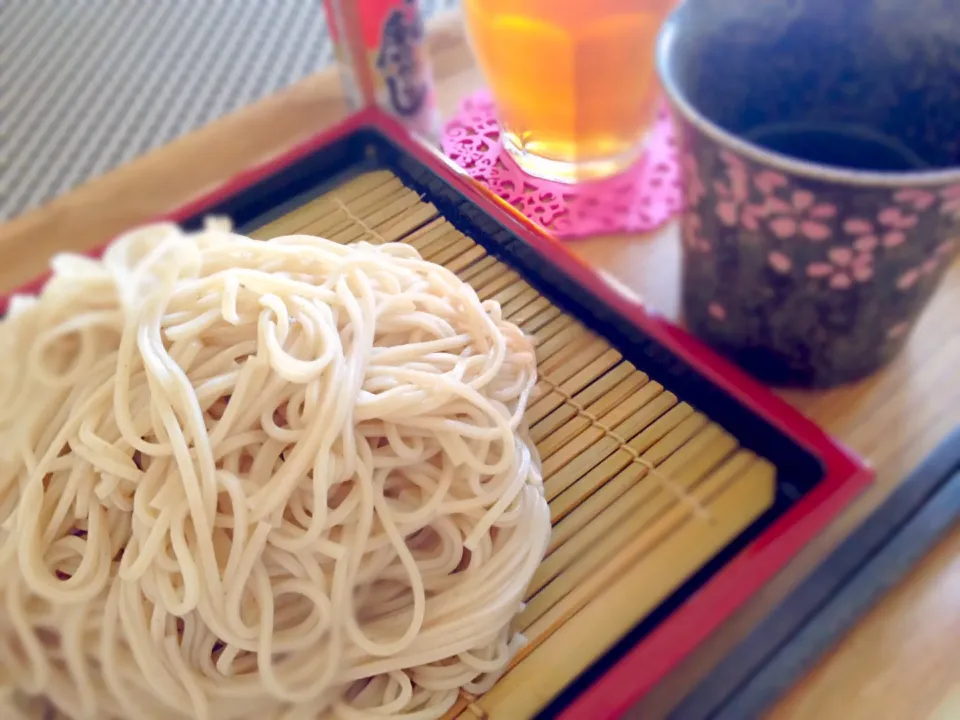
[0,222,551,720]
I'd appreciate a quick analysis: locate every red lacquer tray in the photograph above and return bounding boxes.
[4,109,873,719]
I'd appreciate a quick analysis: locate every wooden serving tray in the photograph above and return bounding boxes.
[14,109,872,719]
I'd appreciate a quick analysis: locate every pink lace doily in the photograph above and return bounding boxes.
[441,90,682,240]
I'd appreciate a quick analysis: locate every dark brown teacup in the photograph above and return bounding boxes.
[656,0,960,387]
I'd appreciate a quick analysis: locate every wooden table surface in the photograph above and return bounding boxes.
[3,14,960,720]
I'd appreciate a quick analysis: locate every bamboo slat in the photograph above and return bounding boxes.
[252,170,778,719]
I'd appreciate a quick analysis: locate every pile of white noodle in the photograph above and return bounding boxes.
[0,222,551,720]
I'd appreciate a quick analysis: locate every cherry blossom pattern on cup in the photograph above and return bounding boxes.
[842,214,907,252]
[941,185,960,219]
[767,250,793,275]
[876,205,919,245]
[896,238,957,291]
[894,188,938,212]
[805,247,874,290]
[756,177,838,242]
[714,151,768,230]
[708,302,727,322]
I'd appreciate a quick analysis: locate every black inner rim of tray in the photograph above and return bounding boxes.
[174,126,826,715]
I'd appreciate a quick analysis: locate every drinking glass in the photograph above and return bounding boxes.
[464,0,675,183]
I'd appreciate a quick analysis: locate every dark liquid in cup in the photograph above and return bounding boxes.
[743,122,930,172]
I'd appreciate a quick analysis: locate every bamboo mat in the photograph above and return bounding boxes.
[33,169,776,720]
[251,170,778,719]
[32,169,775,719]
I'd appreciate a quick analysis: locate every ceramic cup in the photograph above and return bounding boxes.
[656,0,960,387]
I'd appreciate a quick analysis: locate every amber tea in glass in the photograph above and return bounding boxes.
[464,0,674,183]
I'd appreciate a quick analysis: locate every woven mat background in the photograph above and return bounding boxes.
[0,0,459,222]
